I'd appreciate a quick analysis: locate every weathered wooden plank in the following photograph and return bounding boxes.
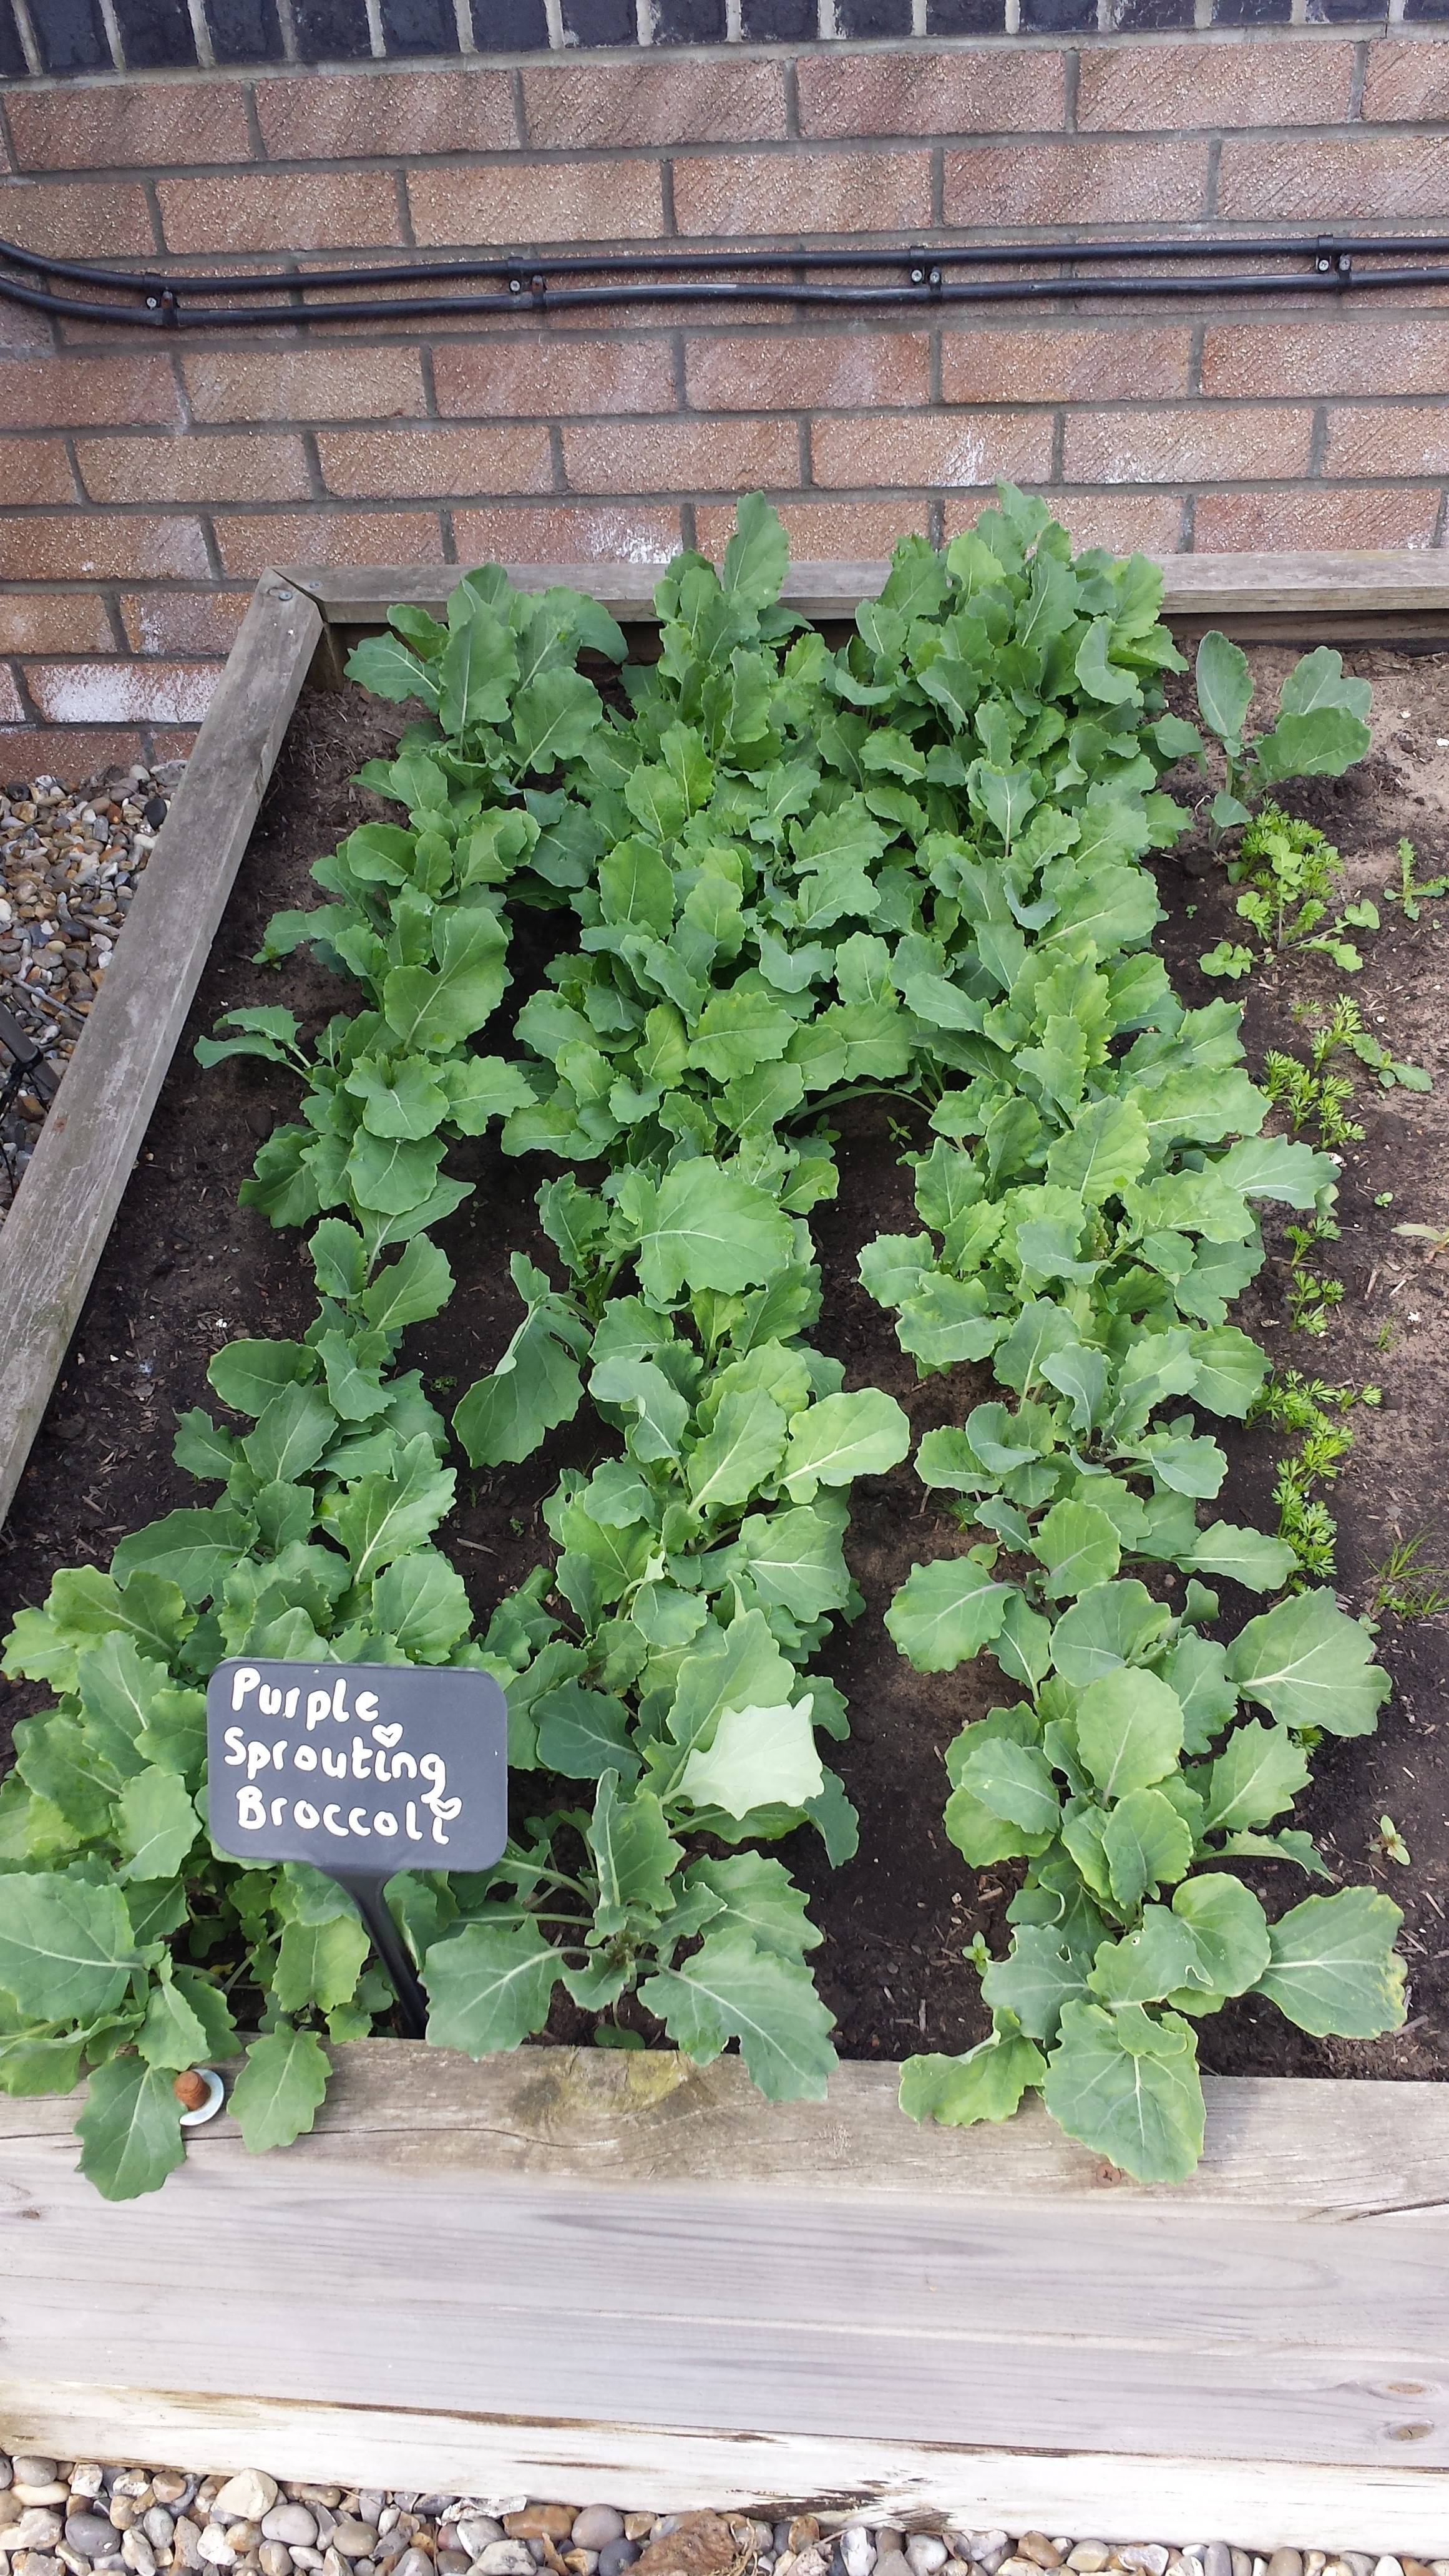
[288,553,1449,637]
[7,2044,1441,2217]
[2,2052,1447,2507]
[2,2393,1447,2559]
[0,572,321,1530]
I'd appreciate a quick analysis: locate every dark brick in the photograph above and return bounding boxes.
[560,0,633,37]
[927,0,1007,26]
[1403,0,1449,18]
[1211,0,1291,19]
[205,0,282,56]
[0,0,28,69]
[291,0,370,51]
[112,0,196,62]
[1019,0,1095,25]
[471,0,547,37]
[835,0,909,27]
[379,0,453,46]
[1306,0,1385,15]
[740,0,814,29]
[653,0,725,33]
[29,0,112,70]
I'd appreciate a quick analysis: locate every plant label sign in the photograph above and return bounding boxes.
[206,1657,509,1874]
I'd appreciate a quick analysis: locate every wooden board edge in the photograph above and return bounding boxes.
[0,573,322,1531]
[285,552,1449,633]
[2,2386,1446,2553]
[4,2046,1448,2218]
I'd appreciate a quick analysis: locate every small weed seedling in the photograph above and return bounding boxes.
[1264,998,1430,1149]
[1385,836,1449,924]
[1372,1814,1413,1868]
[1369,1534,1449,1621]
[1201,807,1378,981]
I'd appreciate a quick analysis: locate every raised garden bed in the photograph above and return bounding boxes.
[2,531,1449,2547]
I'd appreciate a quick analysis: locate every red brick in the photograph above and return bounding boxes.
[1,437,79,504]
[432,338,675,419]
[561,416,798,495]
[24,659,218,724]
[6,80,253,171]
[1362,39,1449,125]
[1078,40,1354,134]
[255,66,516,160]
[811,411,1053,490]
[945,142,1208,228]
[0,723,149,781]
[941,324,1191,406]
[409,161,663,250]
[119,590,251,655]
[0,300,54,358]
[1029,492,1186,557]
[0,592,114,654]
[1203,318,1449,399]
[1217,137,1449,221]
[181,346,426,424]
[452,502,685,565]
[797,48,1065,140]
[684,330,930,413]
[76,432,311,505]
[0,665,25,724]
[1064,405,1314,486]
[0,354,182,429]
[1193,485,1440,552]
[0,179,155,258]
[522,57,786,150]
[317,423,554,499]
[673,149,932,240]
[0,515,210,580]
[157,170,401,254]
[1324,404,1449,479]
[214,509,446,577]
[696,495,928,559]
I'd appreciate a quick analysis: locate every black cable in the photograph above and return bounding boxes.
[3,225,1449,330]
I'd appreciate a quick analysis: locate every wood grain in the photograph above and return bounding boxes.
[2,2392,1448,2559]
[2,2051,1447,2525]
[0,573,321,1529]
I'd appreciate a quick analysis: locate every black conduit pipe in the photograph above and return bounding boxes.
[4,229,1449,329]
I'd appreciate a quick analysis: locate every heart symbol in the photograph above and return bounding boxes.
[371,1722,404,1748]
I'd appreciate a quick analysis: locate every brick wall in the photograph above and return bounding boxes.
[2,29,1449,776]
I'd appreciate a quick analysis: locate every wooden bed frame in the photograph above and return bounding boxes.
[1,554,1446,2550]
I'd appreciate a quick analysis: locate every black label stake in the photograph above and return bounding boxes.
[206,1657,509,2042]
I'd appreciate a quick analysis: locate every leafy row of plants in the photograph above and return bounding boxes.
[0,490,1408,2196]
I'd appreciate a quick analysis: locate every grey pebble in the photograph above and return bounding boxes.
[67,2520,119,2560]
[907,2547,947,2576]
[456,2528,502,2561]
[263,2517,318,2550]
[390,2552,432,2576]
[876,2555,914,2576]
[16,2515,66,2552]
[839,2534,875,2576]
[260,2550,293,2576]
[572,2517,623,2554]
[12,2467,59,2492]
[474,2550,535,2576]
[120,2535,156,2576]
[331,2533,378,2565]
[143,2514,174,2550]
[596,2547,638,2576]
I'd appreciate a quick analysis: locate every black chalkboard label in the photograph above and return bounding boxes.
[206,1658,509,1875]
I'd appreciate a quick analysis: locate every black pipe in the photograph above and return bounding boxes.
[3,225,1448,330]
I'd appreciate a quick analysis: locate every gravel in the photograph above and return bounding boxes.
[0,758,184,1221]
[0,2456,1438,2576]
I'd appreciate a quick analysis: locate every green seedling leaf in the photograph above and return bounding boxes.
[77,2057,187,2202]
[1254,1886,1405,2037]
[899,2033,1046,2127]
[639,1929,837,2100]
[230,2026,333,2154]
[0,1873,140,2021]
[781,1388,910,1501]
[886,1556,1016,1672]
[423,1918,560,2053]
[1226,1589,1391,1737]
[1044,2001,1205,2184]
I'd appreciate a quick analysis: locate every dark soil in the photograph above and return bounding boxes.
[4,648,1449,2083]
